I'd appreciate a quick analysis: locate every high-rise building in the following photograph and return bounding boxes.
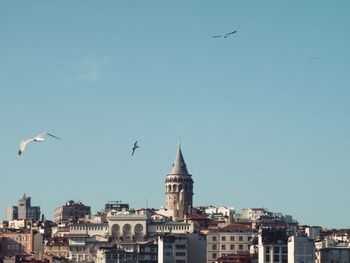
[6,206,18,221]
[165,143,194,220]
[6,194,41,221]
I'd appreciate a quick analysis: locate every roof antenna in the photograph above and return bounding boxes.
[178,138,181,149]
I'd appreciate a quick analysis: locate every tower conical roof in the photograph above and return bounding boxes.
[170,144,189,175]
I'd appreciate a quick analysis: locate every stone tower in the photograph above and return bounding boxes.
[165,143,193,219]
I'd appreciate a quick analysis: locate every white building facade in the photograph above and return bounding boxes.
[288,235,315,263]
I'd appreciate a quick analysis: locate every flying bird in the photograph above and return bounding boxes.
[18,132,61,156]
[224,30,237,38]
[131,141,140,156]
[212,30,237,38]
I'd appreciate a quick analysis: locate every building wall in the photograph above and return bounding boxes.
[45,237,70,259]
[107,211,147,241]
[158,235,188,263]
[8,220,26,230]
[305,226,321,240]
[68,235,109,262]
[188,233,206,263]
[258,243,288,263]
[17,196,31,220]
[148,221,193,235]
[6,206,18,221]
[257,230,288,263]
[205,206,235,223]
[165,175,193,216]
[69,223,108,237]
[241,208,268,221]
[0,230,43,256]
[207,231,253,263]
[288,236,315,263]
[54,201,91,223]
[33,231,44,254]
[318,248,350,263]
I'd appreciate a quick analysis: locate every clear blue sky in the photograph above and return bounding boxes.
[1,1,349,228]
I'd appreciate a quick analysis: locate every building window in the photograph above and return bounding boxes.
[212,245,217,250]
[230,236,235,241]
[123,224,131,234]
[222,236,226,241]
[212,253,217,259]
[175,245,186,249]
[239,245,244,250]
[274,247,280,253]
[274,255,280,262]
[239,236,244,241]
[230,245,235,250]
[212,236,217,241]
[266,247,270,254]
[221,245,226,250]
[265,255,270,262]
[282,247,288,254]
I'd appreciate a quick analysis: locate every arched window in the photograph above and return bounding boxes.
[123,224,131,234]
[134,224,143,234]
[168,185,172,192]
[179,184,183,191]
[173,184,177,192]
[111,224,120,237]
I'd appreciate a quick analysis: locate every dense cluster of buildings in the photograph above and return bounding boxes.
[0,145,349,263]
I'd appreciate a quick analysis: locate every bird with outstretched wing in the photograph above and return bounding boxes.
[18,132,61,155]
[131,141,140,156]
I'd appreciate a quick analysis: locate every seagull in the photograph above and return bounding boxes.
[224,30,237,38]
[131,141,140,156]
[212,30,237,38]
[18,132,61,156]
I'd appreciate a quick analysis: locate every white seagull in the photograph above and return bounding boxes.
[131,141,140,156]
[18,132,61,156]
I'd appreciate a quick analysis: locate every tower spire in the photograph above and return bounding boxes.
[170,144,188,175]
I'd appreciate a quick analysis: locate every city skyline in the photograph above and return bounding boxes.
[1,1,350,229]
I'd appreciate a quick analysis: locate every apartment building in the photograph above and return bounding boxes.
[207,224,253,263]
